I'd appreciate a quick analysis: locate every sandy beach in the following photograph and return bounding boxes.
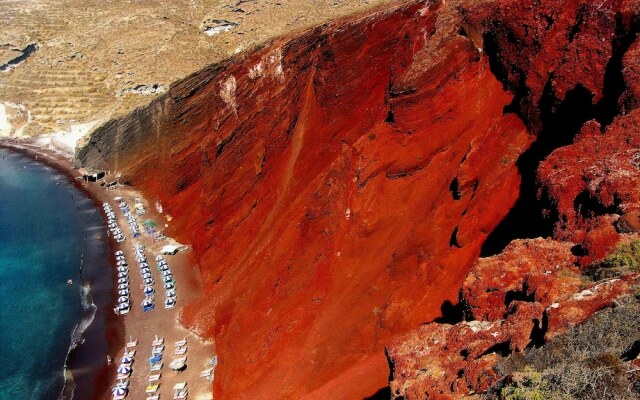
[0,139,215,400]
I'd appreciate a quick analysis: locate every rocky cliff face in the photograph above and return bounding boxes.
[78,0,640,398]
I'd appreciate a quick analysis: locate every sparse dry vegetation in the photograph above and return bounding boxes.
[588,238,640,280]
[492,298,640,400]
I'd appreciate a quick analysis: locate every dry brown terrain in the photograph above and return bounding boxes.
[0,0,392,143]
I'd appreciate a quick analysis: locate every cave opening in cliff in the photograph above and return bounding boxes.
[595,15,640,129]
[481,19,639,257]
[480,83,592,256]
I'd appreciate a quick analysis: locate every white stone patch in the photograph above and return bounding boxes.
[248,62,263,80]
[573,288,594,300]
[202,19,239,36]
[0,102,30,137]
[466,320,494,333]
[0,104,9,136]
[267,48,284,79]
[39,120,100,156]
[118,84,166,96]
[220,75,237,115]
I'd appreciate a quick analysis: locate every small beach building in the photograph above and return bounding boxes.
[79,168,106,182]
[161,245,181,255]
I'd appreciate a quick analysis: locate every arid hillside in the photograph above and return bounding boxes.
[0,0,392,143]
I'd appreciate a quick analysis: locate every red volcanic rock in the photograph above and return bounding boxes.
[617,210,640,233]
[80,1,534,398]
[387,239,638,399]
[545,274,640,340]
[75,0,640,398]
[462,0,625,132]
[538,110,640,263]
[463,239,580,322]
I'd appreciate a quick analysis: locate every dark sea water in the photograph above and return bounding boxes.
[0,148,108,399]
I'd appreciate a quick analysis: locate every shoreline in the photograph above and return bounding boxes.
[0,139,123,400]
[1,137,215,400]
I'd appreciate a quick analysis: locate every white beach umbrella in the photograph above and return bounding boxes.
[118,296,129,303]
[117,365,131,374]
[112,386,126,397]
[120,356,133,364]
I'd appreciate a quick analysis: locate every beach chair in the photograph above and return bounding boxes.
[150,362,163,372]
[173,382,188,399]
[174,339,187,347]
[124,349,136,358]
[152,336,164,346]
[199,368,214,380]
[115,381,129,391]
[174,346,187,355]
[126,338,138,348]
[149,354,162,364]
[146,396,160,400]
[148,373,161,382]
[152,345,164,355]
[145,383,159,393]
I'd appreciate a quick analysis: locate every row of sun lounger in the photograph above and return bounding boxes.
[104,202,126,243]
[117,199,141,238]
[112,338,138,399]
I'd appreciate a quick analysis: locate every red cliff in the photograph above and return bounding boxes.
[77,0,640,398]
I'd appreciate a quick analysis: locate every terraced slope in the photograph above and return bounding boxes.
[0,0,393,142]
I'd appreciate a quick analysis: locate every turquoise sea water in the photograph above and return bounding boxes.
[0,149,86,399]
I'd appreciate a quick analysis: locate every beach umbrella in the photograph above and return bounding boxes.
[144,286,154,295]
[120,356,132,364]
[118,290,129,296]
[117,365,131,375]
[169,358,186,371]
[155,255,163,261]
[118,278,128,284]
[161,270,172,277]
[118,296,129,303]
[118,284,128,290]
[117,272,127,278]
[142,299,153,307]
[163,276,173,283]
[112,386,126,397]
[144,278,154,285]
[164,282,175,290]
[166,290,176,298]
[165,298,176,308]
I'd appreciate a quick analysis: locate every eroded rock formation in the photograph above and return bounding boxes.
[77,0,640,398]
